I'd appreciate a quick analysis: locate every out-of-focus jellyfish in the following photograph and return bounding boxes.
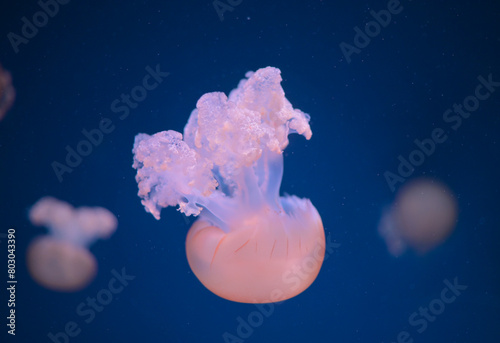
[378,178,458,256]
[27,197,117,292]
[132,67,325,303]
[0,63,15,121]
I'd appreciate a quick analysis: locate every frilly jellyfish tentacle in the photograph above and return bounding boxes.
[28,197,117,248]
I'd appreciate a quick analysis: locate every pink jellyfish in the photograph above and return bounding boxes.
[133,67,325,303]
[27,197,117,292]
[378,178,458,256]
[0,63,15,121]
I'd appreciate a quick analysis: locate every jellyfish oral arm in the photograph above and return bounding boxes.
[132,67,311,226]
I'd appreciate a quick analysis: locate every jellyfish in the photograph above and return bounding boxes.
[378,178,458,256]
[132,67,325,303]
[27,197,117,292]
[0,63,15,121]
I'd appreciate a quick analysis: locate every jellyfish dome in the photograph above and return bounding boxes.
[27,237,98,292]
[27,197,117,292]
[378,178,458,256]
[133,67,325,303]
[0,63,15,121]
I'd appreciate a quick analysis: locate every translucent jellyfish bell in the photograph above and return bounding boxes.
[378,178,458,256]
[27,197,117,292]
[133,67,325,303]
[27,237,97,292]
[0,63,15,121]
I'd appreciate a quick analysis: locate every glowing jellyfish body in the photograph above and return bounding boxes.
[0,63,15,121]
[27,237,97,291]
[28,197,117,291]
[378,179,458,256]
[133,67,325,303]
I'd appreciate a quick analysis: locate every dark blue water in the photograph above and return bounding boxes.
[0,0,499,342]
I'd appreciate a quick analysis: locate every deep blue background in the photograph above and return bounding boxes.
[0,0,499,342]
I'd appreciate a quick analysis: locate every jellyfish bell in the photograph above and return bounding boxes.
[0,63,15,121]
[133,67,325,303]
[27,236,97,292]
[379,178,458,256]
[186,197,325,303]
[394,178,458,253]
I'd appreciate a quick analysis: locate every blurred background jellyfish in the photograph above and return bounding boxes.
[132,67,325,303]
[27,197,117,292]
[378,178,458,256]
[0,63,15,121]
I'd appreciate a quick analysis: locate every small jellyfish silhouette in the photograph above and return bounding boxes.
[133,67,325,303]
[27,197,117,291]
[0,63,15,121]
[378,178,458,256]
